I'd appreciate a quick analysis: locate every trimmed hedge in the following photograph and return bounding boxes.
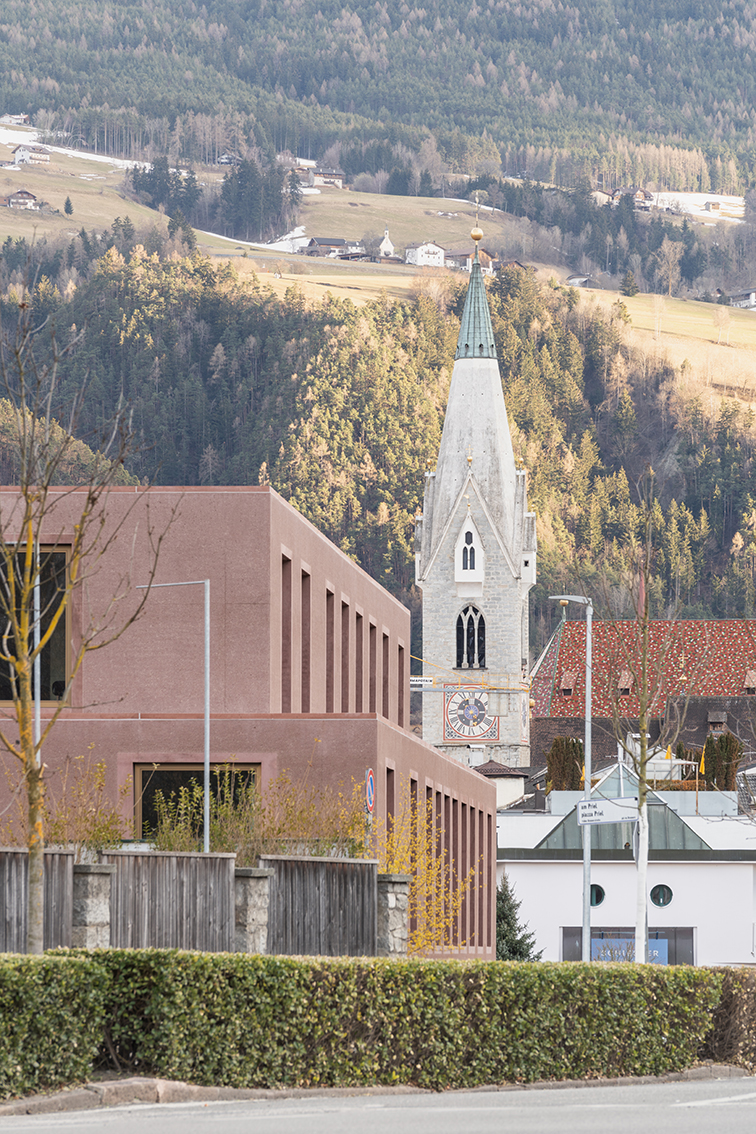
[0,954,108,1100]
[702,967,756,1069]
[0,951,734,1099]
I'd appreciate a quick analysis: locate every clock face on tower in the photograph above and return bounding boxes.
[444,687,499,741]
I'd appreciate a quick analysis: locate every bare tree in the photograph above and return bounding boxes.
[0,292,174,953]
[577,467,696,962]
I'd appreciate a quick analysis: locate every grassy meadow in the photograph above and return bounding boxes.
[1,151,754,412]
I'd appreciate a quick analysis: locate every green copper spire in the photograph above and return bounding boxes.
[455,234,497,361]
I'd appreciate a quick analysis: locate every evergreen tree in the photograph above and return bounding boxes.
[63,196,73,216]
[496,876,542,961]
[620,270,639,296]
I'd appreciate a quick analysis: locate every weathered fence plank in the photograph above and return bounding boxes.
[100,850,235,951]
[260,855,378,956]
[0,848,74,952]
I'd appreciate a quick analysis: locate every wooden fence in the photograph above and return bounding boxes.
[100,849,235,951]
[260,855,378,956]
[0,848,74,952]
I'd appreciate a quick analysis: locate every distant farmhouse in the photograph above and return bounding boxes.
[729,287,756,311]
[308,167,345,189]
[405,240,446,268]
[11,144,50,165]
[0,189,38,210]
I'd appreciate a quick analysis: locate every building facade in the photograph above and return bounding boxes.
[415,232,536,768]
[0,485,496,958]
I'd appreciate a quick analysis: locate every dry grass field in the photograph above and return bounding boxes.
[2,151,755,414]
[585,290,756,410]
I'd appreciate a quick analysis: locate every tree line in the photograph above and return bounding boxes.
[5,231,756,655]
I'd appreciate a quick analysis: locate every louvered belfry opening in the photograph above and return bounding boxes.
[456,605,486,668]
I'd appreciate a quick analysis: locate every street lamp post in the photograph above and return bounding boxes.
[138,579,211,852]
[550,593,593,962]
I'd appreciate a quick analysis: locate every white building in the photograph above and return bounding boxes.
[499,764,756,965]
[379,228,394,258]
[405,241,446,268]
[415,229,537,766]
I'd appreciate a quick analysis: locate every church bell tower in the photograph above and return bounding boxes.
[415,227,536,766]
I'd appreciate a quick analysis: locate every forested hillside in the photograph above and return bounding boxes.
[3,0,756,190]
[6,225,756,655]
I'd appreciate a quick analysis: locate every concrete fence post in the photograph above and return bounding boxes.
[72,863,115,948]
[235,867,274,953]
[377,872,410,957]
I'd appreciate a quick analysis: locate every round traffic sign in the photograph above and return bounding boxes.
[365,768,375,813]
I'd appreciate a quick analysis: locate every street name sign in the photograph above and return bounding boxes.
[577,797,639,826]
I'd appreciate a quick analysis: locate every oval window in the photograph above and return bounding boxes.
[590,884,605,907]
[650,884,673,907]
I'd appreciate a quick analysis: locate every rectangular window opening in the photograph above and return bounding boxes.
[369,623,377,713]
[134,762,260,840]
[281,556,292,713]
[382,633,390,719]
[397,644,405,728]
[355,613,364,713]
[301,571,311,712]
[341,601,350,713]
[0,548,68,702]
[326,590,335,713]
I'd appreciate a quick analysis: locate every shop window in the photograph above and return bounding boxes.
[0,549,67,702]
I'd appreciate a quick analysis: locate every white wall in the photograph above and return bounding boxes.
[498,858,756,966]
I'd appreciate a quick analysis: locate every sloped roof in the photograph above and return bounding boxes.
[531,619,756,718]
[455,244,496,361]
[475,761,527,778]
[535,765,713,852]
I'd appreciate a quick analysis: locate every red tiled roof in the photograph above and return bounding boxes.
[531,620,756,718]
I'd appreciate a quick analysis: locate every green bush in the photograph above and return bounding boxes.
[702,967,756,1069]
[92,951,721,1089]
[0,954,108,1100]
[0,951,731,1097]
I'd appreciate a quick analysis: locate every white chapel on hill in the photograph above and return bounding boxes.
[415,226,536,767]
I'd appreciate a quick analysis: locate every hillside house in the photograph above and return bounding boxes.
[11,144,50,165]
[405,241,445,268]
[1,189,38,210]
[305,237,347,257]
[729,288,756,310]
[444,246,497,274]
[308,168,345,189]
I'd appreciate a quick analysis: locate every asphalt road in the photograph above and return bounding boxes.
[2,1079,756,1134]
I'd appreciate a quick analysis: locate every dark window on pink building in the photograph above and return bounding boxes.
[0,550,67,702]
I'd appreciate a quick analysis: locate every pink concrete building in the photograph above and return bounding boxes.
[0,485,496,957]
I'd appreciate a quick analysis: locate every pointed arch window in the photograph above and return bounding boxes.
[462,531,476,571]
[456,605,486,669]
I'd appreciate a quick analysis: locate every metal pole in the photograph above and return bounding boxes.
[33,544,40,763]
[203,578,210,853]
[550,593,593,962]
[582,599,592,962]
[137,579,210,851]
